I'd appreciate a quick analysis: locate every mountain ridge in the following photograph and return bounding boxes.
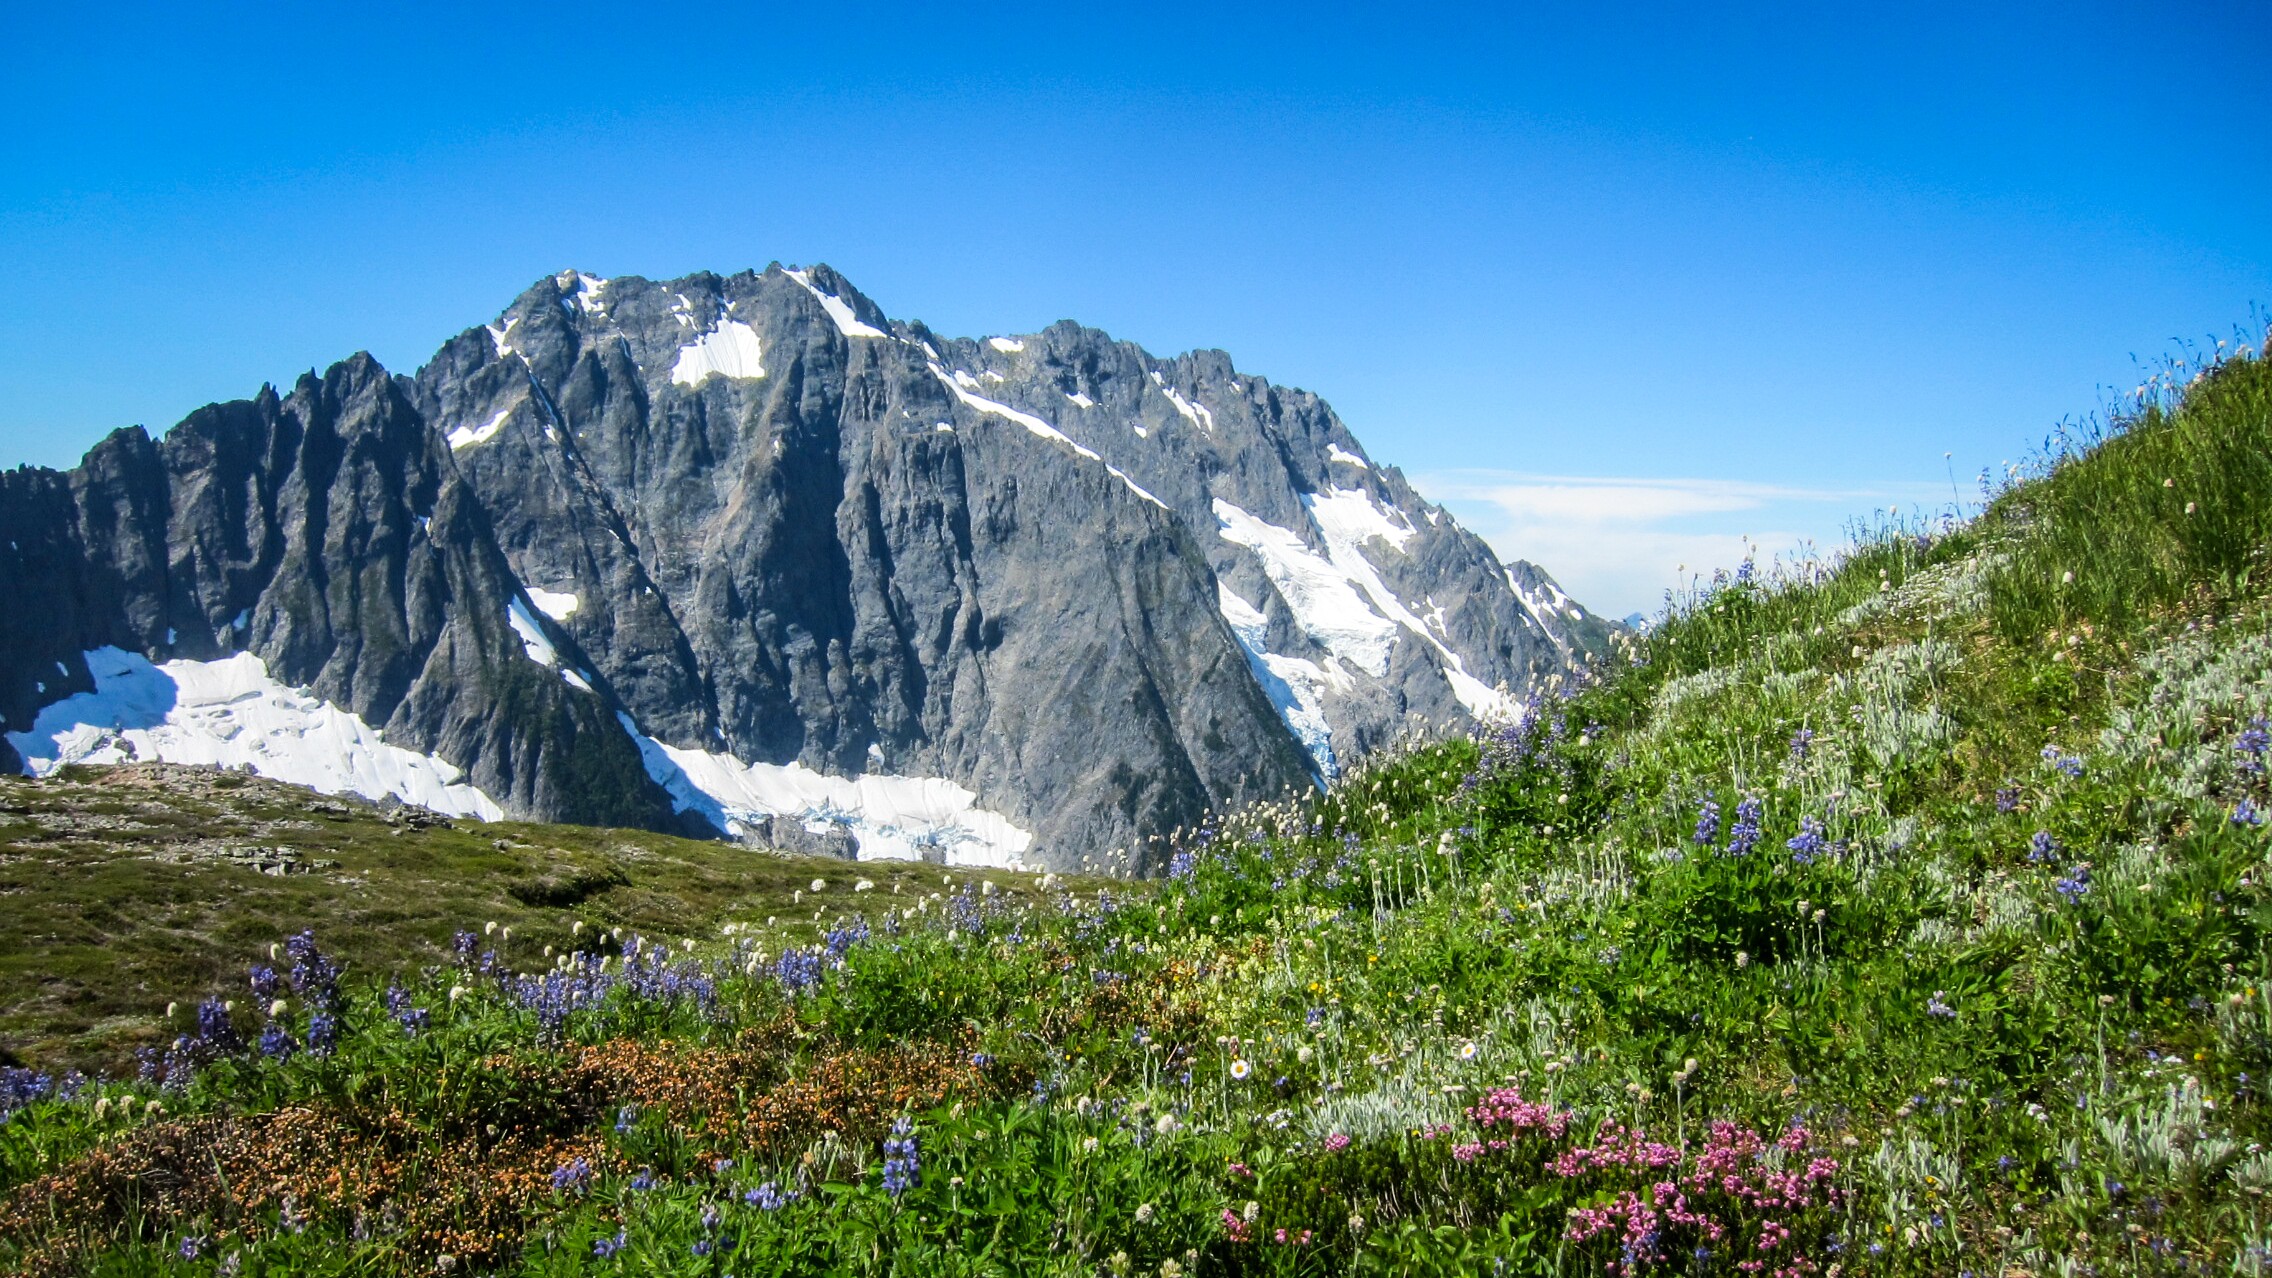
[0,263,1615,871]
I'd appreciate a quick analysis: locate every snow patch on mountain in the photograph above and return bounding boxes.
[1305,486,1416,552]
[615,712,1033,867]
[1216,491,1513,721]
[1152,373,1215,432]
[560,271,610,317]
[1508,571,1588,629]
[988,337,1025,353]
[930,366,1168,511]
[1298,490,1515,717]
[1327,444,1369,469]
[784,269,888,339]
[670,319,768,385]
[1212,499,1399,675]
[1443,667,1515,719]
[526,588,580,623]
[447,405,512,451]
[506,598,560,667]
[1217,583,1339,777]
[7,648,503,820]
[485,316,521,358]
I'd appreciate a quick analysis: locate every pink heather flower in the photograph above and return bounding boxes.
[1322,1132,1351,1153]
[1549,1118,1839,1276]
[1464,1086,1573,1140]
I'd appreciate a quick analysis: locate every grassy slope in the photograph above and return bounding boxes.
[1,345,2269,1275]
[0,765,1075,1074]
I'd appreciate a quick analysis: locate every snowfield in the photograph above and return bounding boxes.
[6,648,504,821]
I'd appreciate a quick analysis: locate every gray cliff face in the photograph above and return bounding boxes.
[1,264,1614,873]
[0,358,685,829]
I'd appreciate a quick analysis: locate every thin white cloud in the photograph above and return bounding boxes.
[1411,470,1942,621]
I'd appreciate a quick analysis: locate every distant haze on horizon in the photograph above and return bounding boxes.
[2,1,2264,618]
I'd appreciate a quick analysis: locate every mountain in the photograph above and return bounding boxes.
[0,265,1614,872]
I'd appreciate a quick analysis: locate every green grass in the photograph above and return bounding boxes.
[2,336,2271,1275]
[0,765,1081,1075]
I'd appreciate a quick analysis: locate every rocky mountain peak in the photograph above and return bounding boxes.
[2,264,1615,874]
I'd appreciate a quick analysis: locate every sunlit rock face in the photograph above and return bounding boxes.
[0,265,1613,872]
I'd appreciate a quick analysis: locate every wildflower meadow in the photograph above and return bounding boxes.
[4,335,2272,1273]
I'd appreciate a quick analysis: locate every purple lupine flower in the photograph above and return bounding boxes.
[822,916,870,963]
[2040,745,2084,779]
[2237,718,2271,775]
[552,1158,592,1193]
[880,1115,920,1198]
[2236,798,2265,827]
[1994,784,2021,814]
[304,1012,339,1056]
[2053,865,2091,902]
[2028,831,2060,863]
[591,1229,627,1258]
[384,985,430,1036]
[1789,728,1814,759]
[195,998,244,1056]
[249,965,284,1002]
[774,947,824,996]
[0,1068,82,1123]
[1692,798,1721,846]
[947,885,987,934]
[257,1020,297,1060]
[1786,816,1825,864]
[284,931,343,1012]
[1727,796,1762,856]
[745,1181,794,1210]
[1926,991,1956,1019]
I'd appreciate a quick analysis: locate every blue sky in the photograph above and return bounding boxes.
[3,2,2266,616]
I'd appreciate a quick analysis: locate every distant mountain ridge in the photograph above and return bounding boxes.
[0,264,1614,872]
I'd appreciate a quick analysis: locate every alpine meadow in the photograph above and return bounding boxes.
[2,330,2270,1276]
